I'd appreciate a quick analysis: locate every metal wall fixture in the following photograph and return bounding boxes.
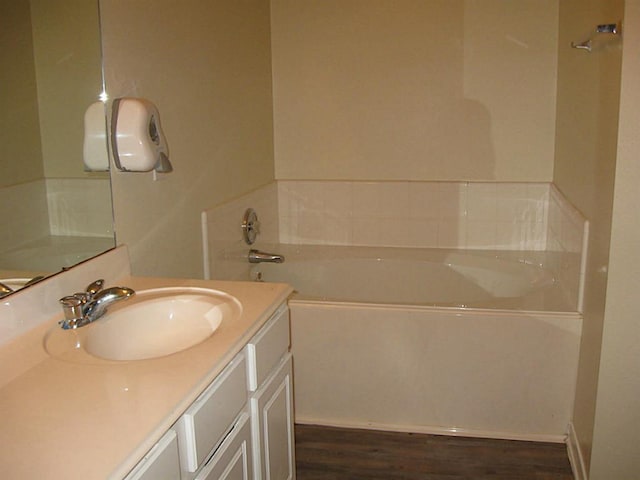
[571,22,622,52]
[241,208,260,245]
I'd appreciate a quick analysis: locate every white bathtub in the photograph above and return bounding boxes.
[252,245,574,311]
[251,245,582,442]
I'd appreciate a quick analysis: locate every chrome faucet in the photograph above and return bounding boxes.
[248,249,285,264]
[58,279,135,329]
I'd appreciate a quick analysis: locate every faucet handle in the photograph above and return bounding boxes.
[85,279,104,297]
[72,292,91,304]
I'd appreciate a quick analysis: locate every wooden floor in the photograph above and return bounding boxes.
[295,425,574,480]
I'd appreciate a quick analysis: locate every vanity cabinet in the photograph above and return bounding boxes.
[122,303,294,480]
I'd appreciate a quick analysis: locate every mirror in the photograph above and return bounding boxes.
[0,0,115,296]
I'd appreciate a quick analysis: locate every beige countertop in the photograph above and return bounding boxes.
[0,276,292,479]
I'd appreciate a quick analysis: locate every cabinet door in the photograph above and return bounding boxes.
[195,411,253,480]
[251,353,295,480]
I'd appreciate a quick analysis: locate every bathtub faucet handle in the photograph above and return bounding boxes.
[248,249,285,264]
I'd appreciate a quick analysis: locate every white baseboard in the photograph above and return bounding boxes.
[567,422,587,480]
[295,417,567,444]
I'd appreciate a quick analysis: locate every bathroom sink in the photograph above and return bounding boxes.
[47,287,242,361]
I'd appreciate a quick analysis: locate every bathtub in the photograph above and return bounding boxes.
[251,244,582,442]
[251,245,575,311]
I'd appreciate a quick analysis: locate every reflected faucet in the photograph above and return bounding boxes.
[248,249,285,264]
[58,279,135,329]
[0,282,12,299]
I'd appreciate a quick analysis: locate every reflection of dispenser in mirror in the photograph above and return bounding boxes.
[111,97,173,173]
[83,102,110,171]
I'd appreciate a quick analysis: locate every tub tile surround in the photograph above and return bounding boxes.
[547,185,590,312]
[204,180,587,310]
[202,183,279,281]
[279,180,551,250]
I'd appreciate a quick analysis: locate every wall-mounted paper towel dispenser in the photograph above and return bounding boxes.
[83,101,110,171]
[110,97,173,173]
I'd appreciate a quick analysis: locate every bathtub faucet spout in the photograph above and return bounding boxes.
[248,249,285,264]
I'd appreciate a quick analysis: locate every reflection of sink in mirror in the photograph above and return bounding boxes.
[45,287,242,362]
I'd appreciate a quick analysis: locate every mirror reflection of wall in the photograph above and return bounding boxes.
[0,0,114,294]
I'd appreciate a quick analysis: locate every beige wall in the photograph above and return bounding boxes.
[552,0,624,473]
[589,0,640,476]
[0,0,43,188]
[101,0,275,278]
[271,0,558,181]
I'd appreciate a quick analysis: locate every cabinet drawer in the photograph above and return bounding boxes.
[246,304,290,391]
[194,411,253,480]
[123,429,180,480]
[178,352,248,473]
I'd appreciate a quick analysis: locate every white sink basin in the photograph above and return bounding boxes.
[59,287,242,361]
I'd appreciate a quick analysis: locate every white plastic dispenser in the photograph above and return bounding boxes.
[111,97,173,173]
[82,101,110,171]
